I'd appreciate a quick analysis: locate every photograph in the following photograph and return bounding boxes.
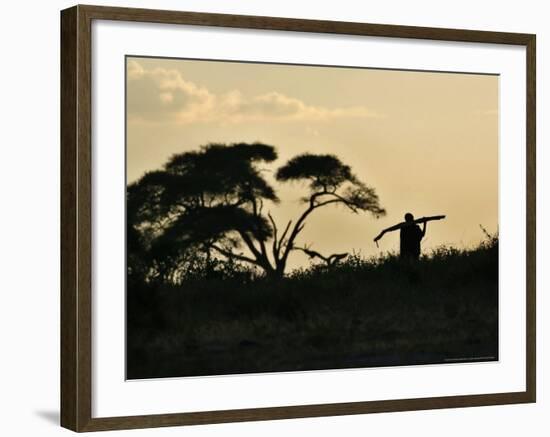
[125,55,499,380]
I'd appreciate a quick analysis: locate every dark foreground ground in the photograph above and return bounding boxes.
[127,238,498,379]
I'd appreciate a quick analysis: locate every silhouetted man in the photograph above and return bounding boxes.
[374,212,429,260]
[399,213,426,260]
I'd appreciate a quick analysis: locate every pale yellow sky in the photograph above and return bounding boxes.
[126,56,498,269]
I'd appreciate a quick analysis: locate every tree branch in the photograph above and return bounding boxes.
[280,205,315,266]
[294,245,328,262]
[250,197,269,260]
[309,190,328,209]
[258,238,269,260]
[268,212,280,263]
[238,230,263,260]
[237,229,276,274]
[258,198,264,215]
[277,219,293,257]
[209,244,261,266]
[294,245,348,266]
[314,192,360,212]
[279,190,359,267]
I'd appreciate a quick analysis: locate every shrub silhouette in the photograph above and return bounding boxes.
[126,232,499,379]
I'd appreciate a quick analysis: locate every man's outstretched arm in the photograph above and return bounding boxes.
[374,221,404,243]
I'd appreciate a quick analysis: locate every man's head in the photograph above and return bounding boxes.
[404,212,414,222]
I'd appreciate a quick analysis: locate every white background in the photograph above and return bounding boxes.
[93,20,526,417]
[0,0,546,435]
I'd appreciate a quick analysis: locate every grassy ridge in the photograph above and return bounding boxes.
[127,236,498,379]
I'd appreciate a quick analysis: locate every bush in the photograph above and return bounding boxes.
[127,235,499,379]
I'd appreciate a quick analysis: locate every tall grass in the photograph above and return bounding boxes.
[127,234,498,379]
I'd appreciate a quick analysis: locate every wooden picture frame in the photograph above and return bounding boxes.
[61,4,536,432]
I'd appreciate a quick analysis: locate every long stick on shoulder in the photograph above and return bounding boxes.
[373,214,446,247]
[414,215,446,224]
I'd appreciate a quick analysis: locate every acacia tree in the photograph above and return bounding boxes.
[127,143,385,281]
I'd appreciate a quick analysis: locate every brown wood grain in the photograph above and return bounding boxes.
[60,5,78,431]
[525,35,536,403]
[60,4,536,432]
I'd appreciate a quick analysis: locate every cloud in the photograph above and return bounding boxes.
[127,60,380,124]
[127,60,215,122]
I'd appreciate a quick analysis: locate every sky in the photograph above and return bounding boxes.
[126,56,498,270]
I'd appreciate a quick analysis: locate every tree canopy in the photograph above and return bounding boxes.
[127,142,385,282]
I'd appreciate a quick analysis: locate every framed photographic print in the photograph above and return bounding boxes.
[60,4,536,432]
